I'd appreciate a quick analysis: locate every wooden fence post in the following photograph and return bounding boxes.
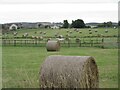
[2,39,5,45]
[32,39,34,45]
[68,40,70,47]
[25,39,26,45]
[83,38,84,47]
[101,38,104,49]
[8,40,10,45]
[91,40,93,47]
[79,40,81,47]
[35,39,37,45]
[14,39,16,46]
[20,39,22,46]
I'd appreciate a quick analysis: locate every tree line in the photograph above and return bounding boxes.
[97,21,115,27]
[62,19,119,28]
[63,19,86,28]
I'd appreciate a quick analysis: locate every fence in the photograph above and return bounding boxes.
[2,38,104,48]
[2,35,118,39]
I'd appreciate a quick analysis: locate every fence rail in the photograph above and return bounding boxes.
[1,35,119,39]
[2,38,104,48]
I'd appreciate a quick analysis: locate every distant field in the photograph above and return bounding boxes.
[2,28,118,48]
[2,47,118,88]
[2,28,118,38]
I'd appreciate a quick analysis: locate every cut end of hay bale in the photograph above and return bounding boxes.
[46,40,60,51]
[40,55,99,88]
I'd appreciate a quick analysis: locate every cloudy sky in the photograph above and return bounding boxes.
[0,0,119,24]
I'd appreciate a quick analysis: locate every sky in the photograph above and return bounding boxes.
[0,0,119,24]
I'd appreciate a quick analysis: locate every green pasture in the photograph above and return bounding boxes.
[2,28,118,38]
[2,27,118,88]
[2,28,118,49]
[2,46,118,88]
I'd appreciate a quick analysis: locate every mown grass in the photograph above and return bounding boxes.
[2,28,118,49]
[3,28,118,38]
[2,46,118,88]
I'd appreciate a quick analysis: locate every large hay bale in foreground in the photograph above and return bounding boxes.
[46,41,60,51]
[40,55,99,88]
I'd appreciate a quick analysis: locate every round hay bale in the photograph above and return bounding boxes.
[101,34,104,37]
[89,29,91,31]
[40,55,99,88]
[55,34,58,37]
[58,35,63,38]
[43,32,46,35]
[89,31,92,34]
[76,38,80,43]
[66,34,70,37]
[74,29,76,31]
[13,32,17,36]
[66,30,69,33]
[56,38,65,42]
[31,36,34,38]
[47,38,51,42]
[114,27,116,29]
[46,41,60,51]
[97,34,100,37]
[22,35,24,37]
[79,31,82,33]
[24,33,28,37]
[36,36,39,39]
[31,36,35,39]
[69,31,72,34]
[95,29,98,32]
[76,29,79,32]
[65,37,71,41]
[39,36,43,40]
[40,31,42,34]
[105,30,108,33]
[74,36,77,38]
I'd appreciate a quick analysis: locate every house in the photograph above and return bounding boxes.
[2,22,63,30]
[9,24,18,30]
[2,23,22,31]
[20,22,52,29]
[90,25,98,28]
[51,25,59,29]
[37,22,52,28]
[86,22,99,28]
[51,22,63,29]
[21,22,38,29]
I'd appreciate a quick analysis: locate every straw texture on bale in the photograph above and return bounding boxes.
[40,55,99,88]
[46,41,60,51]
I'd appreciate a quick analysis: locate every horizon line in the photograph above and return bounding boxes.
[1,21,118,24]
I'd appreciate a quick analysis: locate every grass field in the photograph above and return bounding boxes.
[2,27,118,88]
[2,46,118,88]
[3,28,118,38]
[2,28,118,49]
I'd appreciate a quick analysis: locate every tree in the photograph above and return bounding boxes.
[107,21,112,27]
[97,21,113,27]
[118,21,120,26]
[103,22,107,27]
[63,20,69,28]
[2,24,9,34]
[45,25,50,28]
[71,19,85,28]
